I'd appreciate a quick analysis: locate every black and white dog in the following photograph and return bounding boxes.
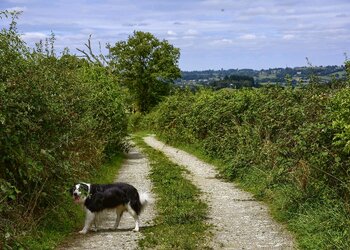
[70,182,148,234]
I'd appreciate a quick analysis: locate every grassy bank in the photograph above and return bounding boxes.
[133,133,210,249]
[140,83,350,249]
[17,154,125,250]
[1,13,128,249]
[154,135,350,249]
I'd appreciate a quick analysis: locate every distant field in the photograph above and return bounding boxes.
[180,66,346,86]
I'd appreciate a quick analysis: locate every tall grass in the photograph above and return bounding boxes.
[141,76,350,249]
[0,12,128,248]
[21,154,125,250]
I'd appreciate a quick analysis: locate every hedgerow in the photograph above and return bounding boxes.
[0,12,127,248]
[142,69,350,248]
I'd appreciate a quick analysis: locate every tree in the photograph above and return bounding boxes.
[109,31,181,113]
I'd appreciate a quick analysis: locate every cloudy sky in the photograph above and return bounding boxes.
[1,0,350,71]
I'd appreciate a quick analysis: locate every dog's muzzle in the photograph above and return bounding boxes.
[73,192,80,202]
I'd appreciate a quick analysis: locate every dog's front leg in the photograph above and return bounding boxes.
[79,208,95,234]
[92,213,100,232]
[114,209,124,230]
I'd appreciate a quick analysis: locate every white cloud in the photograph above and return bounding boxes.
[244,6,269,15]
[185,29,199,36]
[282,34,296,40]
[80,28,96,35]
[6,0,28,3]
[5,6,27,12]
[210,38,234,46]
[21,32,47,40]
[167,30,177,36]
[3,0,349,70]
[238,34,257,40]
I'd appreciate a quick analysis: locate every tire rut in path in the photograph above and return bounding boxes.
[57,146,155,250]
[144,135,294,250]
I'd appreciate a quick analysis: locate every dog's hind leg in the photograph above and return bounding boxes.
[126,203,140,232]
[114,206,124,229]
[79,208,95,234]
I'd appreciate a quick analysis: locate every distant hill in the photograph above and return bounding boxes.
[179,65,346,88]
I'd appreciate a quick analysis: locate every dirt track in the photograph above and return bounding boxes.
[58,136,295,249]
[144,135,295,249]
[57,146,155,250]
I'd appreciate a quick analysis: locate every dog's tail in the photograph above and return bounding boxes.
[139,192,150,213]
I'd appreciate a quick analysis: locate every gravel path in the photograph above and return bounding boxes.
[57,146,155,250]
[144,135,295,249]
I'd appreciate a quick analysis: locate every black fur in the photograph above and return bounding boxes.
[70,182,147,233]
[85,183,142,214]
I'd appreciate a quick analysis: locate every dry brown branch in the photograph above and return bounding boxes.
[76,34,106,66]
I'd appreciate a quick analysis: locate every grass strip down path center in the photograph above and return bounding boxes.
[133,133,211,249]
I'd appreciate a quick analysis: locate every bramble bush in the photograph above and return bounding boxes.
[0,12,127,248]
[143,70,350,248]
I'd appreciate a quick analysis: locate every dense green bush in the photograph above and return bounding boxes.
[0,12,127,248]
[143,77,350,248]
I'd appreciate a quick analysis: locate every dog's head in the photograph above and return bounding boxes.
[69,183,90,204]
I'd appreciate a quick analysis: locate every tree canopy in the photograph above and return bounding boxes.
[109,31,181,113]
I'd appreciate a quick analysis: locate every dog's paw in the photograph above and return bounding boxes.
[132,228,139,232]
[79,229,88,234]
